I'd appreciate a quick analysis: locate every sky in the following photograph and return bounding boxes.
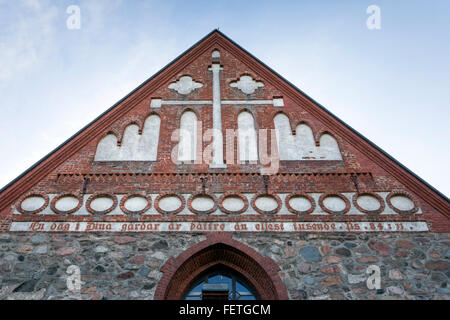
[0,0,449,197]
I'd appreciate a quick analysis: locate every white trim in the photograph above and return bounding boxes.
[10,221,429,233]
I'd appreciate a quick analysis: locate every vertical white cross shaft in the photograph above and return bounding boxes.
[210,63,226,168]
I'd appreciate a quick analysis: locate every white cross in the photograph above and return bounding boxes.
[150,50,284,168]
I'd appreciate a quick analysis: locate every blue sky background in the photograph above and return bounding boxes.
[0,0,449,197]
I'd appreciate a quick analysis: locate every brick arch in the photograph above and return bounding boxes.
[154,233,288,300]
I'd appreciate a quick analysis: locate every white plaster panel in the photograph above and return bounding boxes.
[163,100,212,105]
[275,193,292,215]
[137,115,160,161]
[318,134,342,160]
[323,196,346,212]
[241,193,259,215]
[168,76,203,95]
[342,192,364,215]
[21,196,45,212]
[191,196,215,211]
[390,196,415,211]
[18,194,56,215]
[222,196,245,212]
[273,98,284,107]
[118,124,140,160]
[55,196,79,212]
[95,115,160,161]
[90,197,114,212]
[150,98,162,109]
[94,134,119,161]
[309,193,329,215]
[288,195,312,212]
[10,221,430,233]
[273,115,342,161]
[178,111,197,162]
[296,124,316,159]
[74,195,93,216]
[255,195,278,211]
[124,196,148,212]
[12,192,422,216]
[238,111,258,162]
[178,194,195,215]
[274,113,298,160]
[159,195,182,212]
[212,50,220,58]
[356,194,381,211]
[378,192,398,215]
[222,100,272,105]
[207,194,223,215]
[230,75,264,94]
[210,63,226,168]
[107,195,125,215]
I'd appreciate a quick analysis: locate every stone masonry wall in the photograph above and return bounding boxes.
[0,232,449,300]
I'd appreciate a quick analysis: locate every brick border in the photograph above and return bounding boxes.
[319,193,351,215]
[16,192,49,215]
[251,193,282,215]
[187,193,218,215]
[352,192,385,215]
[154,233,289,300]
[154,193,185,215]
[50,193,83,215]
[386,191,419,215]
[86,193,118,215]
[120,192,152,215]
[285,193,316,215]
[218,193,249,215]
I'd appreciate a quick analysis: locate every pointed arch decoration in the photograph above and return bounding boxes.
[138,114,161,161]
[295,123,316,159]
[154,233,289,300]
[94,133,120,161]
[273,113,297,160]
[94,114,161,161]
[238,111,258,162]
[273,113,342,160]
[318,133,342,160]
[178,110,198,162]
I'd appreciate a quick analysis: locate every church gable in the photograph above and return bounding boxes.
[0,30,448,234]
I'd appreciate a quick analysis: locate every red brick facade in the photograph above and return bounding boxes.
[0,30,449,300]
[0,30,447,232]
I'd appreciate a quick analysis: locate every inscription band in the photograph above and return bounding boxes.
[10,221,429,233]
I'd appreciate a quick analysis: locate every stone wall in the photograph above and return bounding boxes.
[0,232,448,300]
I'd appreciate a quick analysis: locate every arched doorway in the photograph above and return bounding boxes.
[183,266,259,300]
[154,233,288,300]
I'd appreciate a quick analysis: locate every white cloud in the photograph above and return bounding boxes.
[0,0,58,82]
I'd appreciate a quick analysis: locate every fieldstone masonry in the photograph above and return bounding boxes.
[0,30,448,300]
[0,232,449,300]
